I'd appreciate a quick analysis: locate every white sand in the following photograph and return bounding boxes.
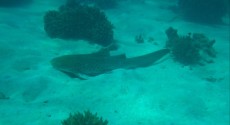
[0,0,229,125]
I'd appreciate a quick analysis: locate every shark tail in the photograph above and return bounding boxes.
[124,49,170,69]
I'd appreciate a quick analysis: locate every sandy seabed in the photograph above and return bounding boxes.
[0,0,229,125]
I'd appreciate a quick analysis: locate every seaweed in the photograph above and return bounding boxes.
[62,110,108,125]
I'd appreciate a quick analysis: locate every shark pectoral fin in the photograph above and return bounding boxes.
[60,70,87,80]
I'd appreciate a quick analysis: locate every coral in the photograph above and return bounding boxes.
[177,0,229,24]
[165,27,216,66]
[62,110,108,125]
[44,0,114,46]
[0,0,32,7]
[135,34,144,43]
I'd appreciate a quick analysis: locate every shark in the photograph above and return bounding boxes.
[51,48,170,80]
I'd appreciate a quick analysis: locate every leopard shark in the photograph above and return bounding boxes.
[51,48,170,80]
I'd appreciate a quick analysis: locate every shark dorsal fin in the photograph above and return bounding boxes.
[92,43,118,57]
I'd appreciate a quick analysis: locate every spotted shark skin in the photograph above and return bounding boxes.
[51,49,170,79]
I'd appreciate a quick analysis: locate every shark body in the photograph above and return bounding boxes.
[51,49,170,79]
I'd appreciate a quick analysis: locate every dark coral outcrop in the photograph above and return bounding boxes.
[177,0,229,24]
[44,0,114,46]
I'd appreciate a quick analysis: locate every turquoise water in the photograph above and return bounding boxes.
[0,0,229,125]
